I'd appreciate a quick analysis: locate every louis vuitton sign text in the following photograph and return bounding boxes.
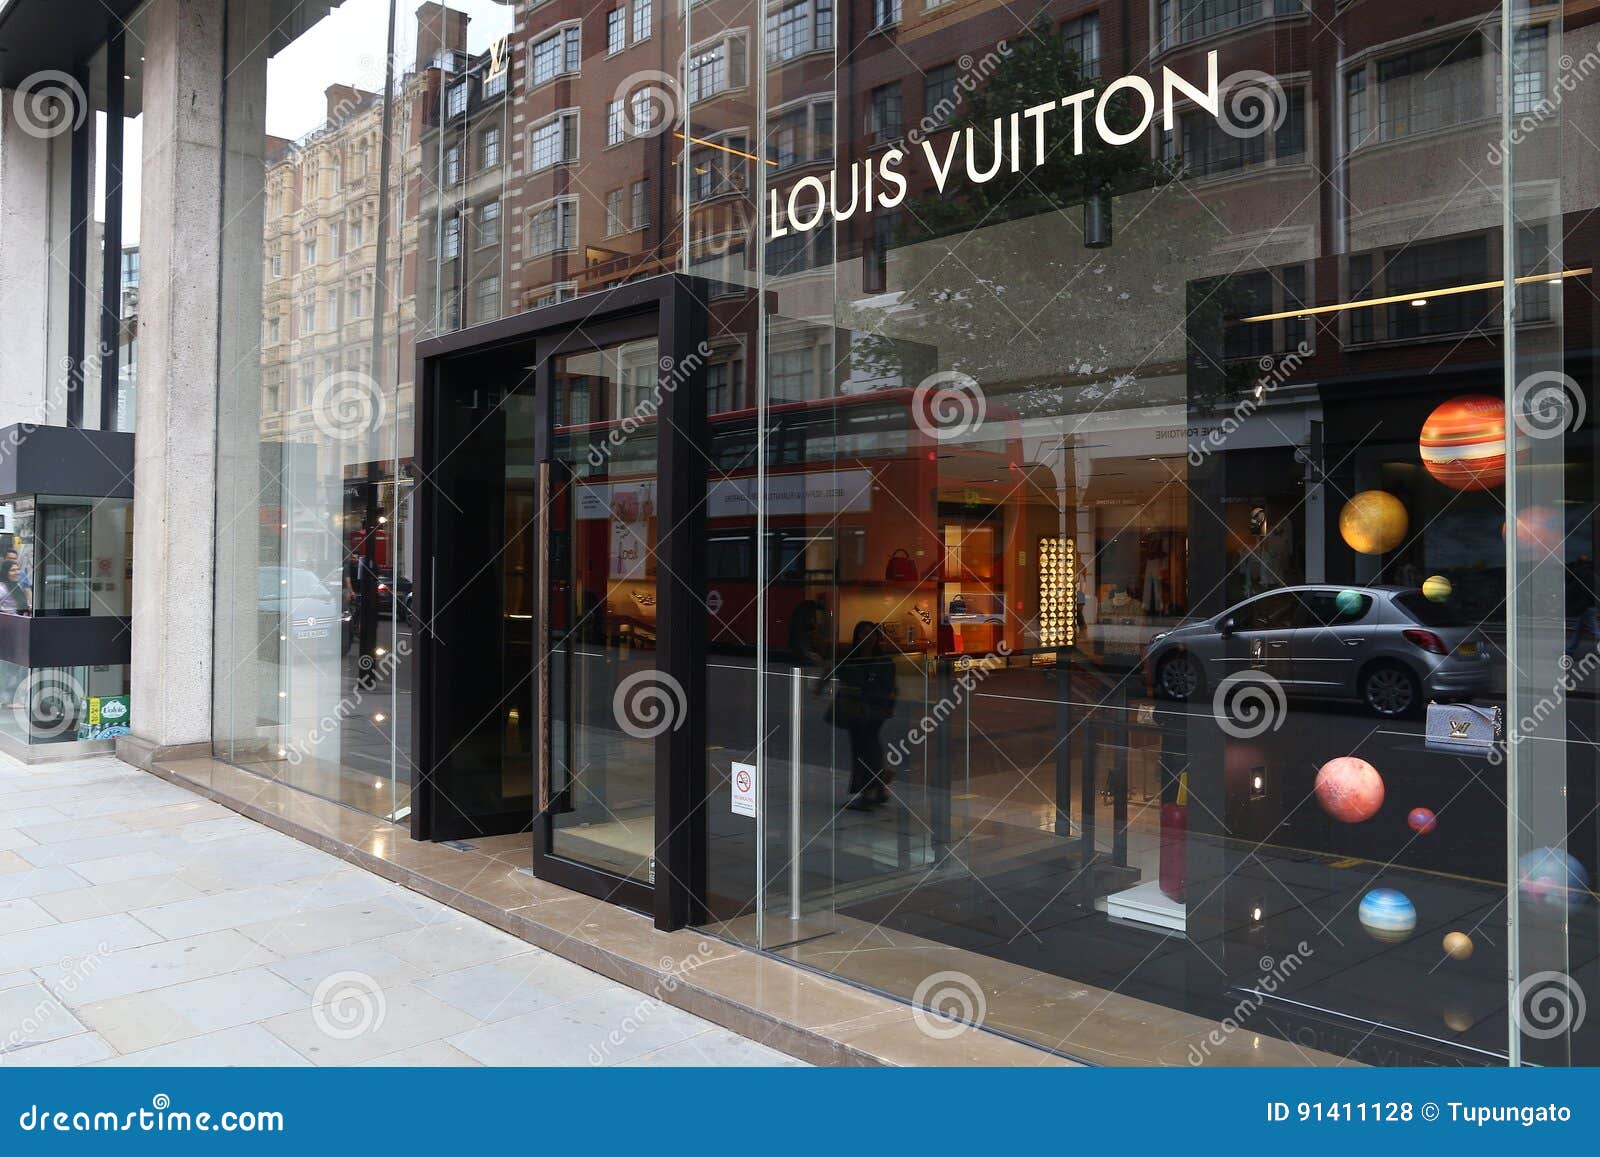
[768,51,1221,240]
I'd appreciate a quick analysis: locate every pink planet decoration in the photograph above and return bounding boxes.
[1408,807,1437,834]
[1503,506,1564,559]
[1418,394,1507,491]
[1315,756,1385,823]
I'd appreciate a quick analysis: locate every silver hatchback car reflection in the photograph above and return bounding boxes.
[1143,585,1493,718]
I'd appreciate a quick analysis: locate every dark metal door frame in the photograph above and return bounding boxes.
[413,275,709,931]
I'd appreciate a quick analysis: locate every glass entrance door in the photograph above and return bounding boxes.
[537,336,663,894]
[419,276,707,927]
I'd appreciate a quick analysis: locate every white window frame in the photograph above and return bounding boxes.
[630,178,650,230]
[478,199,502,248]
[530,281,579,309]
[526,109,580,172]
[526,197,579,258]
[607,8,627,55]
[687,29,749,102]
[632,0,653,44]
[528,24,582,88]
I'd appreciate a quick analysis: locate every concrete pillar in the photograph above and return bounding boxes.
[0,91,55,427]
[213,0,270,763]
[120,0,225,762]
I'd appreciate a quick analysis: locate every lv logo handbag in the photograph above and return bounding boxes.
[1424,701,1502,758]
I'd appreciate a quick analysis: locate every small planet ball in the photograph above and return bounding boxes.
[1517,847,1592,914]
[1339,490,1408,555]
[1442,931,1474,960]
[1315,756,1385,823]
[1335,589,1364,616]
[1418,394,1507,491]
[1422,575,1452,603]
[1359,888,1417,943]
[1408,807,1437,834]
[1442,1006,1475,1033]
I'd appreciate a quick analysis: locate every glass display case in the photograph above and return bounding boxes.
[0,425,135,757]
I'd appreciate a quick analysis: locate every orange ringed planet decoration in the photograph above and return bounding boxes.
[1418,394,1507,491]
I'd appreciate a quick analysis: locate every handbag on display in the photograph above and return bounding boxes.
[1423,701,1502,758]
[884,548,918,583]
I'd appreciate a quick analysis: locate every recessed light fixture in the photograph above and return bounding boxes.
[1410,298,1428,307]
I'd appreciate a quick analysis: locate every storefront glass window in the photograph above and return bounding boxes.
[212,0,448,820]
[709,0,1598,1066]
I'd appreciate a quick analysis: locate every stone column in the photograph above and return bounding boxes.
[212,0,270,764]
[0,90,54,427]
[118,0,226,764]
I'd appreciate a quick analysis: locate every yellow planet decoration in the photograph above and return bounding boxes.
[1442,931,1474,960]
[1339,490,1408,555]
[1422,575,1452,603]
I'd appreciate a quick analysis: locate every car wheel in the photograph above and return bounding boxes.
[1362,662,1419,718]
[1157,652,1203,701]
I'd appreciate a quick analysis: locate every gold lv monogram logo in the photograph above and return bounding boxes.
[486,36,509,81]
[1449,718,1471,738]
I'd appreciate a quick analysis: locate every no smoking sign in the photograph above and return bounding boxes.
[731,761,756,818]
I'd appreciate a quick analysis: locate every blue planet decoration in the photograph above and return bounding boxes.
[1517,848,1592,915]
[1335,589,1364,617]
[1358,888,1417,943]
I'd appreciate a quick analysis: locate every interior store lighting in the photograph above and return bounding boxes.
[673,132,779,165]
[1037,536,1075,649]
[1240,267,1591,323]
